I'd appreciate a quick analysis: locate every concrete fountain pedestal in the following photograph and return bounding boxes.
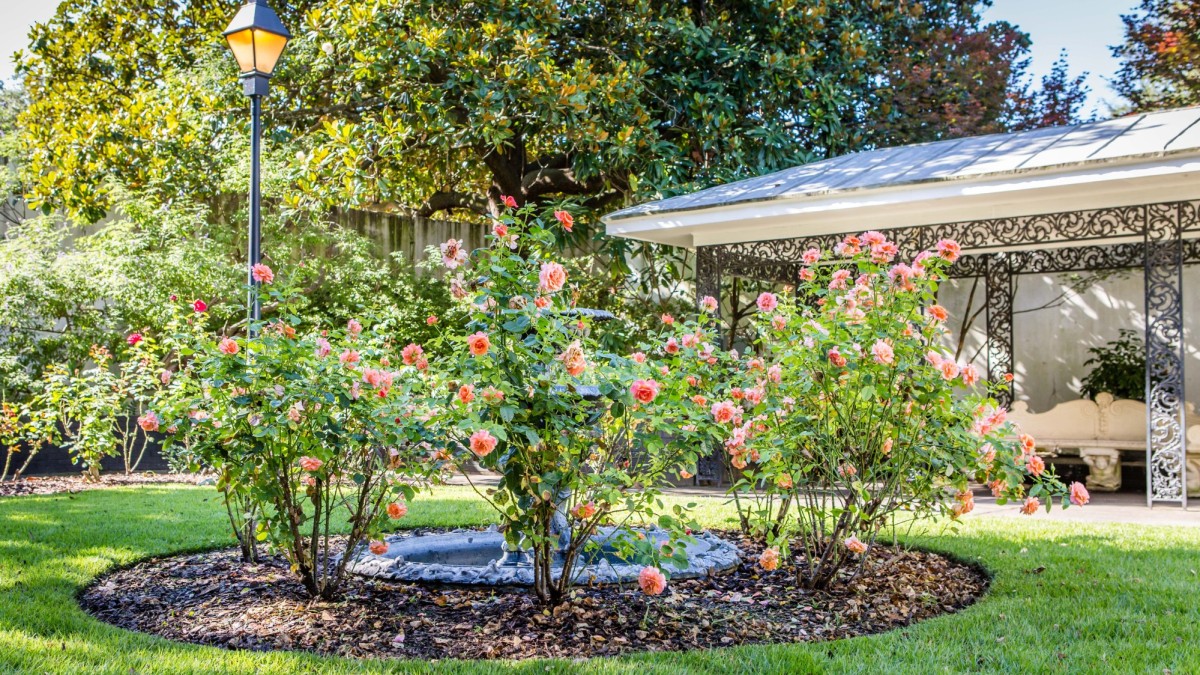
[345,527,741,587]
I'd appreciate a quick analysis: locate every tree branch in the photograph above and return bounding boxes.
[415,190,488,217]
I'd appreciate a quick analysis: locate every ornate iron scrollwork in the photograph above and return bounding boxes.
[1144,204,1187,505]
[693,201,1197,505]
[985,254,1015,408]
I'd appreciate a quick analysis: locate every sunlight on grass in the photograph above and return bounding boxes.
[0,485,1197,673]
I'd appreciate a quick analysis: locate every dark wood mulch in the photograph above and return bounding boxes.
[0,472,203,498]
[79,531,988,661]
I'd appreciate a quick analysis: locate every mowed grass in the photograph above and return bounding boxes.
[0,485,1198,674]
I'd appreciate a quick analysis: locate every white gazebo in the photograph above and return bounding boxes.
[603,106,1200,508]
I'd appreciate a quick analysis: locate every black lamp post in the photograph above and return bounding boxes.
[223,0,290,333]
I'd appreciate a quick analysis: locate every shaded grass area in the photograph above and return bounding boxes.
[0,485,1198,673]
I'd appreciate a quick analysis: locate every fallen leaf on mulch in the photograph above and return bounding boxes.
[79,530,987,661]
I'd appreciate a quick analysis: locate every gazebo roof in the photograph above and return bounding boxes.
[603,106,1200,249]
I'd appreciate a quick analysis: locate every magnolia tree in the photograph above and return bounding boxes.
[424,206,714,605]
[705,232,1088,590]
[153,272,437,600]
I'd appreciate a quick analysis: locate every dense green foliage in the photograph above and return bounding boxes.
[1080,329,1147,402]
[1,485,1199,672]
[0,189,454,401]
[18,0,1076,224]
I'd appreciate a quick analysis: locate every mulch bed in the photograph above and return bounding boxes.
[80,530,988,661]
[0,473,203,498]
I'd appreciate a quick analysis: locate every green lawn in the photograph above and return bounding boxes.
[0,485,1198,674]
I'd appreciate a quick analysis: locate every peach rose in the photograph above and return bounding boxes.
[554,210,574,231]
[369,540,389,555]
[629,379,660,404]
[638,566,667,596]
[251,263,274,284]
[844,535,868,554]
[759,547,780,571]
[538,262,567,293]
[469,429,498,458]
[218,337,239,355]
[467,332,490,357]
[1069,481,1090,506]
[386,502,408,519]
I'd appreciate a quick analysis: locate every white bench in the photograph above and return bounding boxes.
[1008,392,1200,495]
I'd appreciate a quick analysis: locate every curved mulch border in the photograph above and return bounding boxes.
[80,531,988,661]
[0,473,204,498]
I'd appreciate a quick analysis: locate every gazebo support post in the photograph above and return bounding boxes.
[696,246,722,314]
[1144,204,1188,507]
[985,253,1015,408]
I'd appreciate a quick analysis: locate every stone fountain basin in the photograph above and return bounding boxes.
[345,526,741,587]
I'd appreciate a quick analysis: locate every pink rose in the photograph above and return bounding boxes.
[960,363,981,386]
[218,337,239,355]
[700,295,718,312]
[347,319,363,336]
[402,343,424,366]
[756,292,778,313]
[553,210,574,232]
[426,315,438,325]
[299,456,324,472]
[801,248,821,265]
[440,238,468,269]
[469,429,498,457]
[314,337,332,358]
[711,400,738,424]
[458,384,476,404]
[871,339,894,365]
[251,263,274,284]
[339,349,361,365]
[192,299,208,313]
[829,269,851,290]
[538,262,567,293]
[137,412,159,433]
[630,351,646,364]
[661,313,675,325]
[127,333,143,346]
[638,566,667,596]
[500,194,518,209]
[936,239,962,262]
[665,337,679,354]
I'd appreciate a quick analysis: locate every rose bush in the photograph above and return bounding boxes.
[153,273,438,599]
[425,205,713,605]
[706,232,1081,589]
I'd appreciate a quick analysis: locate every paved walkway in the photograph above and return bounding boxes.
[967,490,1200,526]
[445,473,1200,527]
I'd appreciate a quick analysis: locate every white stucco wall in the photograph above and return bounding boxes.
[939,268,1200,413]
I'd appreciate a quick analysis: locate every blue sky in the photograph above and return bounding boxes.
[982,0,1137,117]
[0,0,1138,115]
